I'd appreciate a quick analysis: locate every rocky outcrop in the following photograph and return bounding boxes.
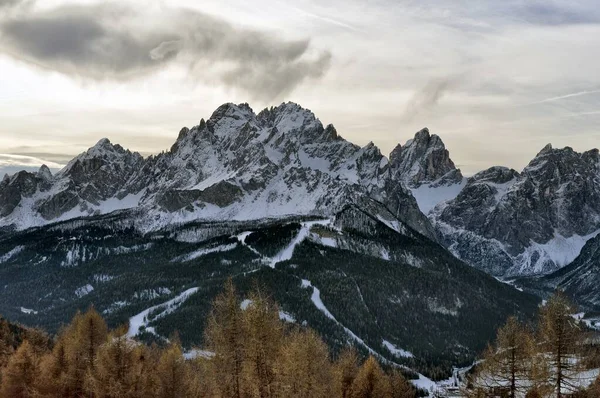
[433,145,600,276]
[389,128,463,188]
[0,102,435,241]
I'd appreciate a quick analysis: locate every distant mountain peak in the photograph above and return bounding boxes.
[38,164,52,180]
[389,128,462,188]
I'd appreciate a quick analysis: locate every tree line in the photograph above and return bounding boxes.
[467,292,600,398]
[0,279,415,398]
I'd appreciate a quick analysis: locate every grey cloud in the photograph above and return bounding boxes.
[514,2,599,25]
[402,77,457,122]
[6,150,75,164]
[0,0,19,8]
[0,3,331,100]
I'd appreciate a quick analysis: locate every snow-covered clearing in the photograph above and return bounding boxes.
[0,246,24,263]
[300,278,386,359]
[279,310,296,323]
[127,287,199,338]
[382,340,414,358]
[172,243,237,262]
[269,219,331,267]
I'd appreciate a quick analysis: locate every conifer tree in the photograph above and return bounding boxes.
[389,369,414,398]
[36,337,70,397]
[334,346,360,398]
[0,318,15,369]
[61,307,109,397]
[156,341,194,398]
[84,326,145,398]
[475,317,536,398]
[350,356,392,398]
[275,328,333,398]
[205,278,246,398]
[538,292,585,398]
[242,286,283,398]
[0,340,39,398]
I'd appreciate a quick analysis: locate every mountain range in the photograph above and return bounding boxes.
[1,101,599,380]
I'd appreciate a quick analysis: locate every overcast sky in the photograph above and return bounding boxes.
[1,0,600,177]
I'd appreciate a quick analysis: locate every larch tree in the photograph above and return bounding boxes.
[389,369,414,398]
[474,316,536,398]
[242,286,284,398]
[156,341,195,398]
[350,355,392,398]
[84,326,146,398]
[275,328,333,398]
[0,340,39,398]
[204,278,246,398]
[0,318,15,371]
[334,346,360,398]
[36,337,69,396]
[62,307,109,397]
[538,292,585,398]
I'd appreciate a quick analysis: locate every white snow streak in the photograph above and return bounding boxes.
[127,287,199,338]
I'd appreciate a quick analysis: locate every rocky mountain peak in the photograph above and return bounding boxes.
[389,128,462,188]
[37,164,52,180]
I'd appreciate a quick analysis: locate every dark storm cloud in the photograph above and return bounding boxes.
[0,3,331,100]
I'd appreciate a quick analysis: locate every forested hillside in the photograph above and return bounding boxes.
[0,280,415,398]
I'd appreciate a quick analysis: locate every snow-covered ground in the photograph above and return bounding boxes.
[410,180,466,214]
[127,287,199,338]
[172,243,238,263]
[382,340,414,358]
[269,219,331,267]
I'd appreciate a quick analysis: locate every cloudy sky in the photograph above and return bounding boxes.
[1,0,599,177]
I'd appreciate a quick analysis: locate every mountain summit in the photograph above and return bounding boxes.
[0,102,434,239]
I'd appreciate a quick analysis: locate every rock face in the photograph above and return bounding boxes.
[433,145,600,277]
[0,102,435,240]
[3,102,599,282]
[389,128,463,188]
[539,232,600,309]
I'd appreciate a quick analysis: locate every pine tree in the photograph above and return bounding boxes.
[538,292,585,398]
[474,317,536,398]
[0,340,39,398]
[334,346,360,398]
[350,356,392,398]
[205,278,246,398]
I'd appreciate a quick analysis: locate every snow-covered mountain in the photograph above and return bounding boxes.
[534,232,600,309]
[431,144,600,277]
[2,101,600,286]
[0,102,434,240]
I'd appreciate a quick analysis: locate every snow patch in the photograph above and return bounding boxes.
[382,340,414,358]
[75,284,94,298]
[279,311,296,323]
[0,246,24,263]
[172,243,237,262]
[410,179,466,214]
[240,299,253,310]
[127,287,199,338]
[269,219,331,267]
